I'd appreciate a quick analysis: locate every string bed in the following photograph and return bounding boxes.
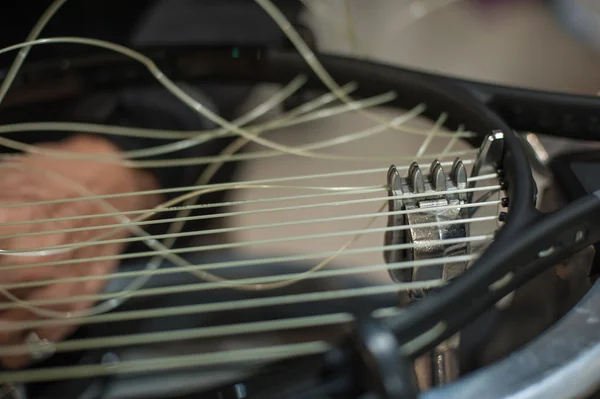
[0,0,504,387]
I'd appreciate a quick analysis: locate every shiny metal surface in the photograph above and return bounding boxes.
[432,345,460,386]
[518,134,552,178]
[385,158,471,389]
[384,158,470,291]
[423,278,600,399]
[470,131,504,197]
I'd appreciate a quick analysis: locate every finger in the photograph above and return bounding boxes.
[3,322,81,369]
[0,228,119,286]
[0,203,88,286]
[0,286,36,310]
[0,309,40,369]
[0,220,75,286]
[0,261,69,287]
[0,259,115,368]
[0,282,84,369]
[31,274,101,344]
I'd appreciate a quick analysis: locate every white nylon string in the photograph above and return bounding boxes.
[0,37,479,165]
[0,82,361,140]
[0,85,401,164]
[0,172,497,232]
[0,305,408,359]
[0,182,499,256]
[0,235,491,324]
[0,315,353,357]
[0,234,492,273]
[0,0,505,384]
[0,255,477,310]
[0,215,496,255]
[0,168,486,210]
[1,251,478,292]
[254,0,475,140]
[0,280,450,332]
[0,199,500,241]
[0,342,332,384]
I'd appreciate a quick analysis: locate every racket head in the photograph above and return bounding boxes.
[0,44,548,394]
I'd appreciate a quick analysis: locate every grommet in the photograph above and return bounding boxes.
[498,212,508,222]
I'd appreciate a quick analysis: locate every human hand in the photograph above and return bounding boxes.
[0,135,162,368]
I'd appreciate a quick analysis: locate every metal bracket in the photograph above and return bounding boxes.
[383,158,471,390]
[384,158,470,298]
[470,130,505,184]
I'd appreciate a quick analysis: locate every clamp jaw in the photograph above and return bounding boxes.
[383,158,471,389]
[384,158,470,299]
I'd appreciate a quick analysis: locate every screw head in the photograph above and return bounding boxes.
[501,197,509,207]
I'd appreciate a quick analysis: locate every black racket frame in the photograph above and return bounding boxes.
[3,46,600,398]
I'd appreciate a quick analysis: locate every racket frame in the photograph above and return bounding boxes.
[3,46,600,397]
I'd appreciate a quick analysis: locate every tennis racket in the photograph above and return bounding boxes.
[0,1,598,398]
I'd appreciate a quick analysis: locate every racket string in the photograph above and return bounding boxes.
[0,198,500,241]
[0,255,479,306]
[0,341,333,384]
[0,190,499,254]
[0,0,506,385]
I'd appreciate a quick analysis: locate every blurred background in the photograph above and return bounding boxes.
[233,0,600,264]
[304,0,600,93]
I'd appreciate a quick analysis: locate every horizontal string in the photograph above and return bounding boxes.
[0,280,446,331]
[0,0,470,382]
[0,197,388,315]
[1,239,485,290]
[0,314,354,357]
[0,341,331,384]
[0,255,475,309]
[0,160,481,210]
[0,199,500,241]
[0,187,385,228]
[0,172,488,213]
[0,213,496,254]
[0,172,497,230]
[0,185,499,258]
[4,183,496,270]
[0,232,493,272]
[468,174,497,182]
[0,303,408,358]
[0,0,496,376]
[0,173,389,210]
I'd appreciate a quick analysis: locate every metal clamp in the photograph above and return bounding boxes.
[383,158,472,390]
[384,158,470,298]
